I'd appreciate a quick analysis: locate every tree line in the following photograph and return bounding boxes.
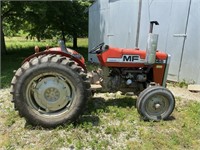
[1,1,92,55]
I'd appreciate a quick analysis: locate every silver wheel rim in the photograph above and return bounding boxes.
[145,94,169,116]
[26,72,75,117]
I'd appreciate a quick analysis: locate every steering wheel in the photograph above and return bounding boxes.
[89,42,104,54]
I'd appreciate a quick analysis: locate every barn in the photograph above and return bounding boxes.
[88,0,200,84]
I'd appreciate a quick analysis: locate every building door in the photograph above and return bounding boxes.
[179,0,200,83]
[139,0,191,81]
[165,0,191,81]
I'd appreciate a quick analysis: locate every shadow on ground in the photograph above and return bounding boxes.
[78,96,137,126]
[23,94,175,130]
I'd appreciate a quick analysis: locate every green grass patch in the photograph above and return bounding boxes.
[1,92,200,149]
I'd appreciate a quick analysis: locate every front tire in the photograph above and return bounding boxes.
[10,54,91,128]
[136,86,175,121]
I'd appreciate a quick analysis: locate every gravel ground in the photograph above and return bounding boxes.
[167,84,200,102]
[0,85,199,108]
[0,85,199,149]
[0,85,199,117]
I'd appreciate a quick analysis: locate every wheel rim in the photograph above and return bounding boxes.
[145,94,169,116]
[26,72,75,116]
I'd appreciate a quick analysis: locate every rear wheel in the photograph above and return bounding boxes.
[10,54,91,128]
[136,86,175,121]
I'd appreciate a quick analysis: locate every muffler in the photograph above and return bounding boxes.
[145,21,159,65]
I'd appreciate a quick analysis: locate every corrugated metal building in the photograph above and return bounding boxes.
[88,0,200,84]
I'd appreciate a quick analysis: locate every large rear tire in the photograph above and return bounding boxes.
[10,54,91,128]
[136,86,175,121]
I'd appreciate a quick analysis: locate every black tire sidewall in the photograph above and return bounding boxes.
[15,62,86,127]
[137,86,175,120]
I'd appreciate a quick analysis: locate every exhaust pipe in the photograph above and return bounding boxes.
[145,21,159,65]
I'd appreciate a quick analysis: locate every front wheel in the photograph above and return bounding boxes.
[11,54,91,128]
[136,86,175,121]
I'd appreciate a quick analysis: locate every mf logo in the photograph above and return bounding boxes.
[107,55,143,63]
[123,55,139,62]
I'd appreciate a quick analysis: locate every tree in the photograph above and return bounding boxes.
[1,0,92,54]
[70,1,90,48]
[44,1,90,48]
[44,1,74,44]
[1,1,25,55]
[22,1,57,42]
[17,1,90,47]
[1,21,6,55]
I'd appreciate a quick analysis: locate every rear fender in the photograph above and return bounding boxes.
[22,51,87,72]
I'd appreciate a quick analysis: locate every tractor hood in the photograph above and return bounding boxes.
[97,46,168,67]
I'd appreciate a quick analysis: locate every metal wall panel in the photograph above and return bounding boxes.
[138,0,173,51]
[179,0,200,84]
[88,0,139,62]
[108,0,139,48]
[139,0,191,81]
[88,0,109,62]
[164,0,191,81]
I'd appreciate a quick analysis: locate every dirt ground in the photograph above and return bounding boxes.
[91,83,200,102]
[1,84,199,105]
[167,84,200,102]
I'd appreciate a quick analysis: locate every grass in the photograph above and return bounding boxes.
[169,80,189,88]
[0,89,200,149]
[0,37,200,149]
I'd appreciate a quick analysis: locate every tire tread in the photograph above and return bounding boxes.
[10,54,91,127]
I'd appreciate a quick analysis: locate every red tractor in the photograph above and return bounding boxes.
[11,21,175,128]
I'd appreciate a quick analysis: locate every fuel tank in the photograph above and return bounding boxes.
[47,47,85,64]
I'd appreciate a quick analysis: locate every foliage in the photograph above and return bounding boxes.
[178,80,189,88]
[170,80,189,88]
[1,0,92,54]
[1,1,26,54]
[1,1,25,34]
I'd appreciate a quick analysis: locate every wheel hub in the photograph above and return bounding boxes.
[154,103,161,109]
[44,87,60,102]
[147,95,168,115]
[33,77,72,111]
